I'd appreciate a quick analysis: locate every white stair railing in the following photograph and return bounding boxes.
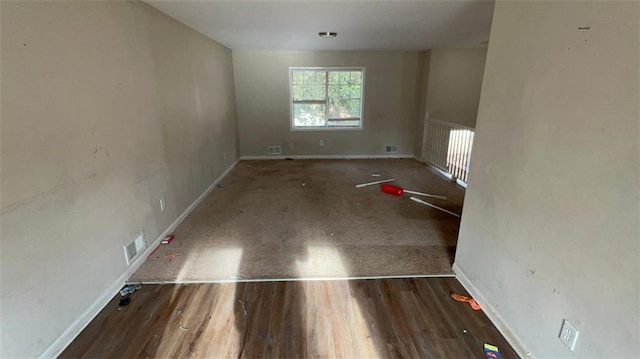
[422,119,475,184]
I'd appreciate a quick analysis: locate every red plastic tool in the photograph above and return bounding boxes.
[380,184,448,200]
[161,234,175,245]
[381,184,404,196]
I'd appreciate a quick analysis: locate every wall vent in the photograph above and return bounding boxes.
[385,145,398,153]
[124,232,146,266]
[267,145,282,155]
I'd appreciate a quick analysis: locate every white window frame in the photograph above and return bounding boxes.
[289,67,365,131]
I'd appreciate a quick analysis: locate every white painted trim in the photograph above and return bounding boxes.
[130,273,456,285]
[414,156,471,189]
[39,261,133,358]
[428,118,475,131]
[40,160,239,359]
[240,154,415,160]
[428,163,453,180]
[289,67,366,131]
[414,157,453,179]
[289,127,363,132]
[452,263,533,359]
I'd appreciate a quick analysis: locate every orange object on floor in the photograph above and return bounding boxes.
[451,293,481,310]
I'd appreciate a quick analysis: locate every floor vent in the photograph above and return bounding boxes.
[124,233,146,266]
[385,145,398,153]
[267,145,282,155]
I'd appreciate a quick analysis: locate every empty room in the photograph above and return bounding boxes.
[1,0,638,358]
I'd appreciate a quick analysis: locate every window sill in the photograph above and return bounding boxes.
[290,127,364,132]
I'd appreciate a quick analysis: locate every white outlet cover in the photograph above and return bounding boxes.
[559,319,579,351]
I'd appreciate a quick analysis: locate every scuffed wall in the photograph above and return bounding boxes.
[0,1,238,356]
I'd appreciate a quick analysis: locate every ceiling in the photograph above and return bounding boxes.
[144,0,495,51]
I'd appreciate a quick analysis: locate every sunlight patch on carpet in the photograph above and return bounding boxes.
[176,247,244,282]
[296,245,350,279]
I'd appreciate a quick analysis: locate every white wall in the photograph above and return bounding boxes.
[454,1,639,357]
[425,48,487,128]
[0,1,238,356]
[232,51,421,157]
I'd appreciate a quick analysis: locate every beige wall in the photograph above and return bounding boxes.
[0,1,238,356]
[413,50,431,157]
[455,1,639,357]
[232,51,421,157]
[425,48,487,128]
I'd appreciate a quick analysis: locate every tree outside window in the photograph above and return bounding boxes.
[290,68,364,130]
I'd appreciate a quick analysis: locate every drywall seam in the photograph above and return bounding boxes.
[39,159,239,359]
[129,273,456,285]
[453,263,533,359]
[239,154,415,160]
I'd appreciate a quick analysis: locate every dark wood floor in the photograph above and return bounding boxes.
[61,277,517,358]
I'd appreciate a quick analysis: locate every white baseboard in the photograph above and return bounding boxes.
[414,157,453,179]
[414,156,470,189]
[40,159,239,359]
[452,263,533,359]
[240,154,415,160]
[39,261,135,358]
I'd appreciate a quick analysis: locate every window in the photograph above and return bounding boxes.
[290,67,364,130]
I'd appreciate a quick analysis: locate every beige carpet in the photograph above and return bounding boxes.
[129,159,465,283]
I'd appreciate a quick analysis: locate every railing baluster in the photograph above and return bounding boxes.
[440,124,445,170]
[459,131,466,179]
[462,131,468,180]
[430,123,436,165]
[454,130,463,178]
[430,122,437,166]
[445,128,453,173]
[423,120,433,162]
[452,129,459,179]
[436,124,441,169]
[449,129,456,176]
[423,119,475,185]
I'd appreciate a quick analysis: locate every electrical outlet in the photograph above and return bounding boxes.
[223,151,227,160]
[319,140,324,146]
[559,319,579,351]
[160,198,166,211]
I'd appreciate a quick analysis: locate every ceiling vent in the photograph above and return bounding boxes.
[318,32,337,38]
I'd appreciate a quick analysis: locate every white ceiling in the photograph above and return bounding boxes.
[144,0,495,51]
